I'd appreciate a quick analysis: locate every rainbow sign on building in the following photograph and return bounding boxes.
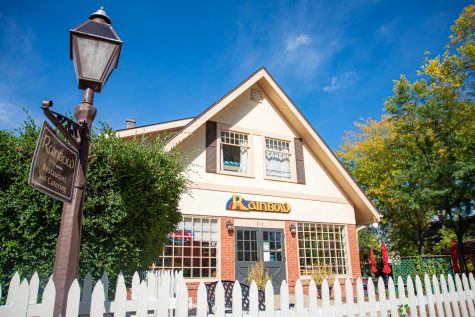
[226,194,291,213]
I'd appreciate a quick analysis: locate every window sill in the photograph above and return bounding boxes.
[217,170,255,178]
[298,274,354,281]
[264,175,296,183]
[182,277,220,283]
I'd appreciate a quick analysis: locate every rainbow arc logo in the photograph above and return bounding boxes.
[226,194,249,211]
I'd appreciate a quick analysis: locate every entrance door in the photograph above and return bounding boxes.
[261,229,285,292]
[235,227,286,293]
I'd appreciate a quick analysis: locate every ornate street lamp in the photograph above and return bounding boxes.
[70,7,122,92]
[49,7,122,317]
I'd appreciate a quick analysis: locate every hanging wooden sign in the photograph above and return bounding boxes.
[28,121,79,202]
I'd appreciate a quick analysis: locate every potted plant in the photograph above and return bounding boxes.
[310,265,335,298]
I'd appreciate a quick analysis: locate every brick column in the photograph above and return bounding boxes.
[221,217,235,280]
[347,224,361,278]
[285,221,299,292]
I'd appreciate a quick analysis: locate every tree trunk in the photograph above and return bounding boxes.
[456,233,467,273]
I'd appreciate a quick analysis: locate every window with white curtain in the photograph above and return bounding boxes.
[220,131,248,173]
[265,138,291,179]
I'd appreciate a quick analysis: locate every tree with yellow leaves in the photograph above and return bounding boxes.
[339,3,475,271]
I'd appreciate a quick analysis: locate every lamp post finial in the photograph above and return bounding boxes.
[89,6,111,24]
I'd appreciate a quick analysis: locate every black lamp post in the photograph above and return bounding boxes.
[52,7,122,316]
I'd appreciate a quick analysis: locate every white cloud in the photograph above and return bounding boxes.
[286,34,311,52]
[323,72,359,92]
[0,102,18,127]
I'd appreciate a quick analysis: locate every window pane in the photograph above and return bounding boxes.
[297,222,348,276]
[156,216,219,278]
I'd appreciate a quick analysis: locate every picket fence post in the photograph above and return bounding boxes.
[65,279,80,317]
[415,275,426,317]
[157,271,170,317]
[295,279,304,317]
[387,277,398,317]
[424,274,436,317]
[308,279,318,317]
[215,281,225,317]
[232,281,242,317]
[455,274,469,317]
[432,274,444,317]
[28,272,39,305]
[265,280,274,317]
[356,277,367,317]
[6,272,20,305]
[377,277,388,317]
[448,274,462,317]
[81,272,93,314]
[280,280,290,317]
[175,277,188,317]
[462,273,475,316]
[197,282,207,317]
[249,281,258,317]
[90,279,105,317]
[406,276,418,317]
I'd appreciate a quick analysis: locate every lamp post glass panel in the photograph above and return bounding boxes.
[52,7,122,317]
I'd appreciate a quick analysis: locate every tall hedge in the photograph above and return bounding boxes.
[0,117,188,288]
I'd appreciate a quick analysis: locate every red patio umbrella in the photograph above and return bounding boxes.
[381,243,391,275]
[451,239,461,273]
[370,248,378,274]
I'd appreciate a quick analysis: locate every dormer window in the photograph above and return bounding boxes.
[220,131,249,173]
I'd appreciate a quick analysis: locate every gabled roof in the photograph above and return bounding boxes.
[165,67,381,225]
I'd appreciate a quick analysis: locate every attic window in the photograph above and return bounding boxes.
[265,138,291,179]
[251,89,263,101]
[220,131,248,173]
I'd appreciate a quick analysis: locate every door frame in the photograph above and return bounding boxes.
[234,226,287,291]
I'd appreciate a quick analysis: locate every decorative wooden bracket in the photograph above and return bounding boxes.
[41,100,83,151]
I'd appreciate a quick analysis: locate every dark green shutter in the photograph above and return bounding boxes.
[295,138,305,184]
[206,121,217,173]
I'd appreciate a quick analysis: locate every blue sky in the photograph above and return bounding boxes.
[0,0,471,149]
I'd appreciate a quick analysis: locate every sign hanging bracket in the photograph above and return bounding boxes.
[41,100,82,151]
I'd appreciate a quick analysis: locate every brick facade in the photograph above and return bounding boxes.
[284,221,299,292]
[186,220,362,302]
[347,224,361,278]
[220,217,235,280]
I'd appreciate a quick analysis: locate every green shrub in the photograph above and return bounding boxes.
[0,118,189,289]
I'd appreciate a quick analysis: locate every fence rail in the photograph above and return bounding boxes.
[0,270,474,316]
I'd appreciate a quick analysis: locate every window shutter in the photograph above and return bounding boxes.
[294,138,305,184]
[206,121,218,173]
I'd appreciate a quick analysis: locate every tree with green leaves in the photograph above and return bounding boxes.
[0,117,188,287]
[339,3,475,270]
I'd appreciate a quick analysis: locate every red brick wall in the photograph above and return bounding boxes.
[186,282,199,302]
[285,221,299,292]
[347,224,361,278]
[186,220,362,303]
[220,217,235,280]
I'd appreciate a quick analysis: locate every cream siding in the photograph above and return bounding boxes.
[176,88,355,225]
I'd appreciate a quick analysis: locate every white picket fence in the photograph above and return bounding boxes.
[0,271,474,317]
